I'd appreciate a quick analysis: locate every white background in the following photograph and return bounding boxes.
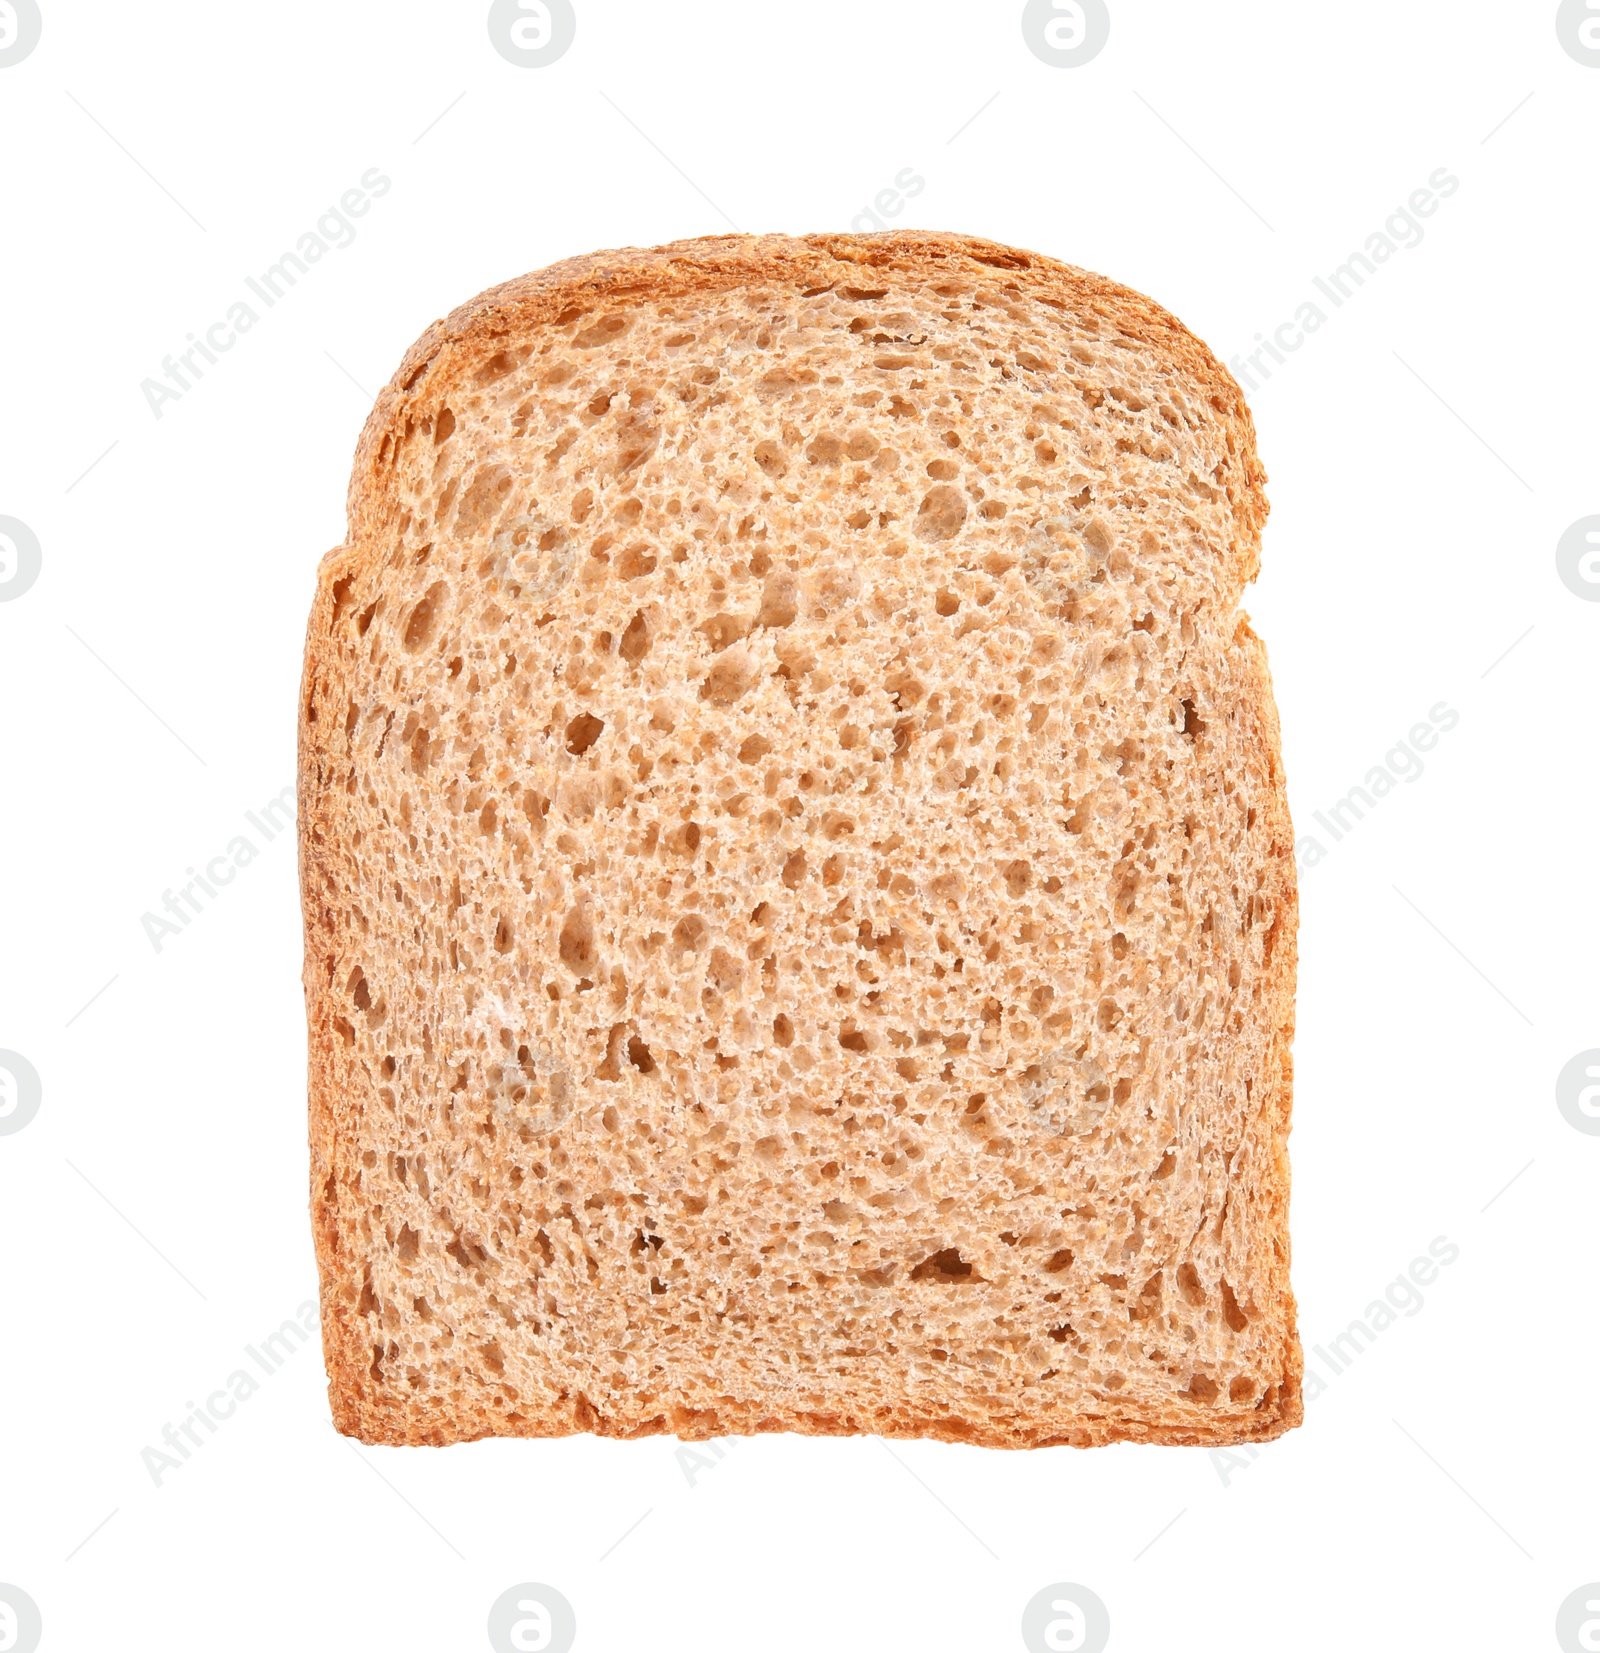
[1,3,1596,1649]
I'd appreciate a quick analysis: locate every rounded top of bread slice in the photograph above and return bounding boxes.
[340,232,1265,592]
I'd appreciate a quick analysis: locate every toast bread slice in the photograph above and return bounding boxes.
[299,232,1300,1448]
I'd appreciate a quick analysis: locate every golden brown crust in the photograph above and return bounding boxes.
[300,231,1297,1450]
[320,1390,1302,1451]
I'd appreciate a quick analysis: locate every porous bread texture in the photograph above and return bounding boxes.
[300,232,1301,1450]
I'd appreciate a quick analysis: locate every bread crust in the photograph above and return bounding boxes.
[300,232,1298,1450]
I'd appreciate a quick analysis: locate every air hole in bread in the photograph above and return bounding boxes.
[700,646,757,706]
[753,440,787,477]
[916,485,967,540]
[558,907,596,973]
[757,573,797,628]
[700,613,748,652]
[911,1248,977,1283]
[476,350,523,386]
[618,612,652,663]
[573,314,630,349]
[1220,1279,1250,1332]
[672,914,707,953]
[403,582,447,652]
[565,713,604,756]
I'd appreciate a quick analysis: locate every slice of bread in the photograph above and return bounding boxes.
[299,232,1300,1449]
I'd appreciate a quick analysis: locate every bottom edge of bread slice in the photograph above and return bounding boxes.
[325,1368,1303,1451]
